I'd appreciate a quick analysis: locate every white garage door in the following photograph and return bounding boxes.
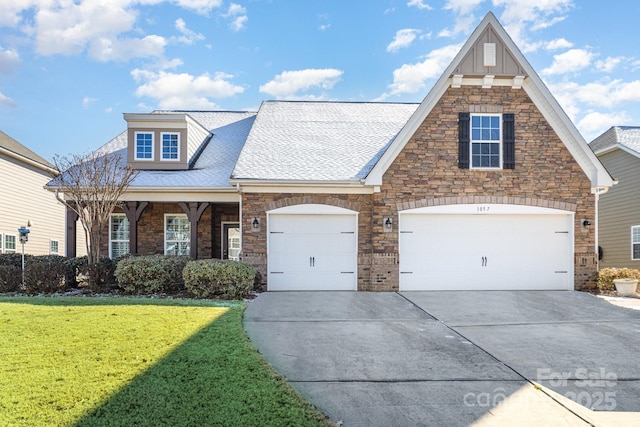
[268,205,357,291]
[399,205,573,291]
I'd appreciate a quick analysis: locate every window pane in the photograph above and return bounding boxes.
[481,129,490,140]
[162,134,179,160]
[633,227,640,244]
[481,143,490,154]
[111,216,130,240]
[491,143,500,154]
[136,133,153,159]
[491,116,500,128]
[111,241,130,258]
[634,243,640,260]
[472,129,480,140]
[490,129,500,140]
[472,116,480,126]
[5,235,16,252]
[490,156,499,167]
[481,116,490,127]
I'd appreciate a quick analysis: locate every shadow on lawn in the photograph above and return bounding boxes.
[63,302,326,427]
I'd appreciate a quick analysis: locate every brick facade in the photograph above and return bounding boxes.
[240,86,598,291]
[99,202,239,260]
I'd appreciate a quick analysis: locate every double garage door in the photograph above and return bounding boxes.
[267,204,573,291]
[399,207,573,291]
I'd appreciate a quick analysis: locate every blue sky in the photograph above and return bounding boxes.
[1,0,639,162]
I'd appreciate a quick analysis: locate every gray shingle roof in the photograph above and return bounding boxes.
[231,101,419,181]
[590,126,640,155]
[94,111,256,188]
[0,130,54,168]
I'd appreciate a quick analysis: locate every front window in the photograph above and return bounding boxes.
[161,133,179,160]
[135,132,154,160]
[632,226,640,260]
[50,240,59,255]
[471,114,501,168]
[165,215,190,255]
[5,234,16,253]
[110,214,130,258]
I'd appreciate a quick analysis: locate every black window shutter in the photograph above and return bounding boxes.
[458,112,470,169]
[503,113,515,169]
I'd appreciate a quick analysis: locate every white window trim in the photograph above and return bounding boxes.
[49,239,59,255]
[631,225,640,260]
[164,214,190,256]
[4,233,16,254]
[470,113,503,170]
[0,233,3,254]
[110,214,130,259]
[134,131,154,161]
[160,132,180,161]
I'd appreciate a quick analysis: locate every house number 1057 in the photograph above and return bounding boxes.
[476,206,490,212]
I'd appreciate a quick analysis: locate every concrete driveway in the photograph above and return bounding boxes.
[244,291,640,426]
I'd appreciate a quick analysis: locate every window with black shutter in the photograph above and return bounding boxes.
[458,113,515,169]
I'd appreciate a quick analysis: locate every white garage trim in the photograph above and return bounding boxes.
[399,204,574,291]
[267,204,358,291]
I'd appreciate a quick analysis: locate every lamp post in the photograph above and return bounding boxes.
[18,226,30,289]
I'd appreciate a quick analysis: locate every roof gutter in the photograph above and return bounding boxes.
[1,146,58,175]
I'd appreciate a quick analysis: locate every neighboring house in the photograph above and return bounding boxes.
[50,12,613,291]
[0,130,79,256]
[590,126,640,269]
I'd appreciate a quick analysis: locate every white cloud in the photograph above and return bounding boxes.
[0,90,16,107]
[494,0,573,51]
[595,56,625,73]
[34,1,138,56]
[545,38,573,50]
[438,0,483,38]
[542,49,593,75]
[0,46,21,75]
[224,3,248,31]
[89,35,166,62]
[174,18,205,45]
[132,69,245,109]
[173,0,223,15]
[259,69,343,98]
[381,43,461,98]
[577,111,631,141]
[407,0,432,10]
[82,96,98,108]
[387,29,421,53]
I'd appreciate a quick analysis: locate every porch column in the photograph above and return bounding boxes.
[122,201,148,254]
[65,207,79,258]
[179,202,209,258]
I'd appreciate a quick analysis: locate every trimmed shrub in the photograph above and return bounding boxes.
[83,257,118,292]
[183,259,256,299]
[597,267,640,292]
[0,265,21,292]
[0,253,30,268]
[23,258,73,295]
[115,255,191,294]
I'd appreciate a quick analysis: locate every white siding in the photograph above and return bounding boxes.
[0,153,85,257]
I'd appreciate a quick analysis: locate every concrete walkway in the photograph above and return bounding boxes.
[244,291,640,426]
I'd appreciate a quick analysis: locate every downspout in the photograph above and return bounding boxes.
[237,182,243,260]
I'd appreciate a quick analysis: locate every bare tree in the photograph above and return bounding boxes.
[52,151,138,265]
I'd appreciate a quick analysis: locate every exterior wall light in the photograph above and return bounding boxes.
[251,217,261,233]
[582,219,591,227]
[384,217,393,233]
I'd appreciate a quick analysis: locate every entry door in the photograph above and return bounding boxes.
[399,214,572,290]
[222,223,240,260]
[268,214,357,291]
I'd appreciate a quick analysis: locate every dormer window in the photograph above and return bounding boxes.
[161,132,180,160]
[135,132,154,160]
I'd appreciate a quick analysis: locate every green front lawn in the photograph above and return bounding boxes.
[0,297,330,426]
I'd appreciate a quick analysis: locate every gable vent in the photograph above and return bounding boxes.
[483,43,496,67]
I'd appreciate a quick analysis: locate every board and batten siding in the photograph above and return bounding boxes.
[0,152,85,257]
[597,149,640,269]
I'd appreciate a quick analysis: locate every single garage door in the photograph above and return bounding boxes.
[268,205,358,291]
[399,205,573,291]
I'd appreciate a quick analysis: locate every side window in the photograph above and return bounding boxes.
[50,240,59,255]
[5,234,16,254]
[161,133,179,160]
[110,214,130,258]
[165,215,190,255]
[632,226,640,260]
[135,132,154,160]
